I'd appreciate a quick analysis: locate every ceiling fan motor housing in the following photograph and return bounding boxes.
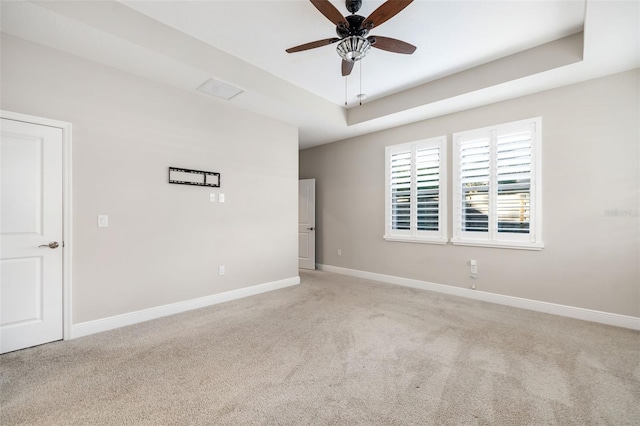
[336,15,370,38]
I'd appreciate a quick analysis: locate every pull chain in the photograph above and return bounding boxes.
[344,74,348,106]
[359,60,363,106]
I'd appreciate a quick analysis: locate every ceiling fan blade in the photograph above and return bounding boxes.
[310,0,349,27]
[286,38,340,53]
[342,60,354,76]
[364,0,413,29]
[369,36,416,54]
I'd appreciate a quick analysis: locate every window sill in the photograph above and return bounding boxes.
[384,235,448,245]
[450,238,544,251]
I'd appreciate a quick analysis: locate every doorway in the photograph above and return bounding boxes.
[298,179,316,270]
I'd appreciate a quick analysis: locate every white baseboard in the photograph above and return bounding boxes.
[317,264,640,331]
[71,276,301,339]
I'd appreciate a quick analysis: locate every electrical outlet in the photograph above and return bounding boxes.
[219,266,225,276]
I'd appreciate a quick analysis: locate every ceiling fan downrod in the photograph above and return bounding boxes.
[346,0,362,14]
[336,0,372,39]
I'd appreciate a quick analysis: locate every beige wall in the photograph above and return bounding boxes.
[301,69,640,317]
[1,35,299,323]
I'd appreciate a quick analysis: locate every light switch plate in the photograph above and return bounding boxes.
[98,215,109,227]
[219,194,225,203]
[210,193,216,202]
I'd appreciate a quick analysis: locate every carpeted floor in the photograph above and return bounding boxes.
[1,270,639,425]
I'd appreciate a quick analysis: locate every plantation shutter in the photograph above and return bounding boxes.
[390,150,412,231]
[460,137,490,233]
[416,146,440,231]
[496,129,532,234]
[385,137,447,244]
[452,117,542,250]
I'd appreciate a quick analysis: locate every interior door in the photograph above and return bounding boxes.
[298,179,316,270]
[1,118,64,354]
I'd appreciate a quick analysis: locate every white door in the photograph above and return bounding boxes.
[298,179,316,270]
[1,118,64,354]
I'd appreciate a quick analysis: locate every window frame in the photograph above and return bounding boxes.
[384,136,448,245]
[451,117,543,250]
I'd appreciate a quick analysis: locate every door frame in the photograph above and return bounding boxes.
[1,110,73,342]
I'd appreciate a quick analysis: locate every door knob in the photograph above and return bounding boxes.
[307,227,314,231]
[39,241,59,249]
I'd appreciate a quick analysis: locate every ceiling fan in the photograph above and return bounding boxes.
[286,0,417,77]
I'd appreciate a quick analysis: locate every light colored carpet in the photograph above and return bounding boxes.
[1,270,639,425]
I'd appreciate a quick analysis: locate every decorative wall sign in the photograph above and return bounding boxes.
[169,167,220,187]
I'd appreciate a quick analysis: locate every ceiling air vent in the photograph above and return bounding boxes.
[196,78,243,100]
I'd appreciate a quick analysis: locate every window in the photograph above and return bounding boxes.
[384,136,447,244]
[452,117,543,250]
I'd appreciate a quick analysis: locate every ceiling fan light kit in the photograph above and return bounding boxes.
[336,36,371,62]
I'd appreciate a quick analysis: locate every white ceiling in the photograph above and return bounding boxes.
[1,1,639,149]
[121,0,585,105]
